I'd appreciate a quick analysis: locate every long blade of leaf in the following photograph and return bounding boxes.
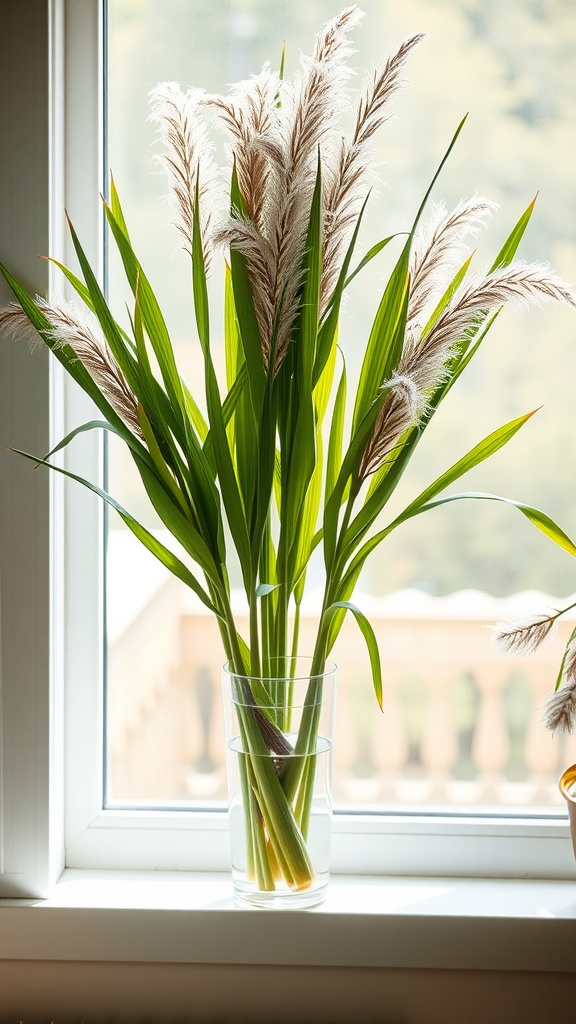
[12,447,221,614]
[325,357,347,506]
[351,244,410,432]
[45,418,150,465]
[229,164,265,415]
[323,600,383,710]
[192,186,252,585]
[344,409,538,558]
[343,233,399,290]
[102,203,189,426]
[0,265,153,461]
[414,492,576,557]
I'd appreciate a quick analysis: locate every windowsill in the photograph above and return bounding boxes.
[1,870,576,972]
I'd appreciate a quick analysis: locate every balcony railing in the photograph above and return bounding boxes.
[106,533,576,811]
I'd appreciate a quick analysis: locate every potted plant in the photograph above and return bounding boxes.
[495,593,576,856]
[1,5,575,908]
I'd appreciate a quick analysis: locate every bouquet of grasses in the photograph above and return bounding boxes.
[1,6,575,898]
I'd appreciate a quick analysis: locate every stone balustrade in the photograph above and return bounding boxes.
[107,567,576,813]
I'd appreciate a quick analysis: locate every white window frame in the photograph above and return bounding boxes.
[0,0,574,902]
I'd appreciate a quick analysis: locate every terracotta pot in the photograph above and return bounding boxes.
[559,764,576,859]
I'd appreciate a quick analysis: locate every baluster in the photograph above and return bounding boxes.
[471,667,510,802]
[373,664,409,804]
[420,668,458,803]
[334,659,372,802]
[524,666,563,805]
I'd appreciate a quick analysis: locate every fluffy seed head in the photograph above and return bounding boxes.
[493,613,558,655]
[0,297,142,438]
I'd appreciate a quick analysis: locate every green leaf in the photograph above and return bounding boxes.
[421,252,475,338]
[45,418,150,466]
[352,115,468,433]
[0,264,152,462]
[555,624,576,692]
[313,194,373,386]
[65,216,142,386]
[343,233,399,291]
[12,447,221,615]
[44,257,95,310]
[224,263,242,392]
[192,173,211,349]
[229,164,265,415]
[137,405,190,516]
[183,385,209,443]
[102,203,188,427]
[299,152,323,383]
[191,186,252,586]
[412,114,469,230]
[325,357,347,506]
[256,583,280,597]
[490,195,537,271]
[221,264,258,517]
[278,159,323,582]
[133,453,222,579]
[133,272,153,379]
[109,173,131,240]
[345,490,576,609]
[340,409,540,587]
[352,246,410,432]
[434,197,540,401]
[391,410,538,528]
[354,228,522,525]
[289,419,324,591]
[323,384,392,570]
[323,600,383,710]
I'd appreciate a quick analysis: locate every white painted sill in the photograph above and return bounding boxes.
[1,870,576,973]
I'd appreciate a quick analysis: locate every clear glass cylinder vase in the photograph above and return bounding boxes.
[222,657,337,909]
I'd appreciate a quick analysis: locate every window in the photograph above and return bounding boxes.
[1,0,575,900]
[104,0,576,818]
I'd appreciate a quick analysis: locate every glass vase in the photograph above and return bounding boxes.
[222,657,336,909]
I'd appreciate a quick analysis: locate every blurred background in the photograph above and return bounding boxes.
[104,0,576,811]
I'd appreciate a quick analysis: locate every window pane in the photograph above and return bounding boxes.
[105,0,576,810]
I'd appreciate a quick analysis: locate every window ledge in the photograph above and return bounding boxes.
[1,870,576,972]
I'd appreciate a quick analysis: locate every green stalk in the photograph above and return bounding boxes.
[294,753,317,840]
[246,761,275,890]
[285,599,302,733]
[280,583,334,803]
[249,585,261,678]
[228,658,316,889]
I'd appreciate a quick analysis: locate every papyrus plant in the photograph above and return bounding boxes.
[2,6,576,892]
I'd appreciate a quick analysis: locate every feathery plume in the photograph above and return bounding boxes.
[322,32,425,305]
[493,612,558,655]
[359,260,576,478]
[0,298,142,438]
[410,261,576,388]
[287,5,362,179]
[408,196,497,328]
[544,642,576,733]
[0,301,45,351]
[149,82,221,269]
[203,66,281,230]
[262,4,365,370]
[209,6,366,373]
[359,373,424,479]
